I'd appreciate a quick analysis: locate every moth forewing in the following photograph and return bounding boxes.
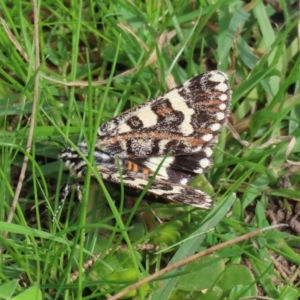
[95,70,231,159]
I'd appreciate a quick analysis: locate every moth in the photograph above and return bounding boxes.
[59,70,231,208]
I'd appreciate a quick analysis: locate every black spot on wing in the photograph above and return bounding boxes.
[165,168,196,184]
[151,98,185,131]
[127,116,144,129]
[169,151,213,175]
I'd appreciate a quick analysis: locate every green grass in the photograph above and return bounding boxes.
[1,0,300,299]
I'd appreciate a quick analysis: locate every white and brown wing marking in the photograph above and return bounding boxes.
[59,70,231,208]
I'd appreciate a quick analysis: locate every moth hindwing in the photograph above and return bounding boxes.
[59,70,231,208]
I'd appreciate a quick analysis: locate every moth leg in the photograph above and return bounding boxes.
[52,181,83,222]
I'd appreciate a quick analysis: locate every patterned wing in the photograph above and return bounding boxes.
[59,71,231,208]
[118,169,213,209]
[59,145,212,208]
[95,71,231,159]
[131,147,214,185]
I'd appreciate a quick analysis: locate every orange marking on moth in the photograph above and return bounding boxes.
[153,105,174,117]
[104,132,204,145]
[127,161,139,172]
[127,161,133,171]
[132,163,139,172]
[142,168,150,175]
[197,128,213,134]
[195,98,223,106]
